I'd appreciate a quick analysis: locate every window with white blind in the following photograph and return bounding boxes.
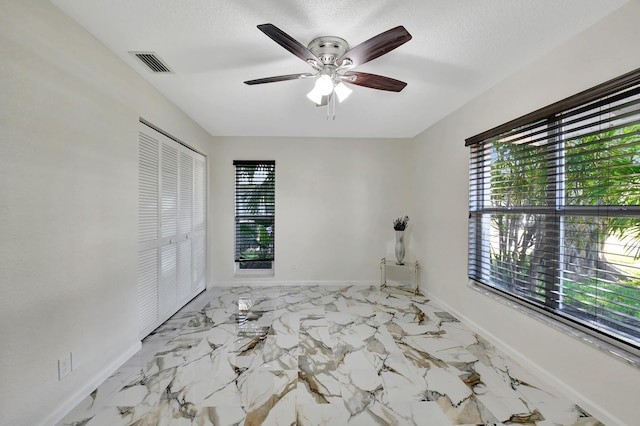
[234,160,275,271]
[467,68,640,355]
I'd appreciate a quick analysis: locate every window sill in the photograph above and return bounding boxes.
[468,279,640,370]
[234,269,274,278]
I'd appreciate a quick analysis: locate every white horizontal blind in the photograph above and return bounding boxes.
[468,70,640,352]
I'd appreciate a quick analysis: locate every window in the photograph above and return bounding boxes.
[234,160,275,271]
[467,69,640,354]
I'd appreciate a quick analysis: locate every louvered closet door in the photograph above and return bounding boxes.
[138,134,160,336]
[177,152,193,304]
[192,155,206,293]
[158,142,178,316]
[138,122,207,338]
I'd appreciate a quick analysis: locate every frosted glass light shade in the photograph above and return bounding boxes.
[307,74,336,104]
[315,75,334,95]
[334,82,352,103]
[306,86,324,104]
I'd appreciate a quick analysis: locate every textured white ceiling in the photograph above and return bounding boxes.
[52,0,628,138]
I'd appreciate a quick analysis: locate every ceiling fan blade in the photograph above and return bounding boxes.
[337,26,412,68]
[257,23,320,64]
[342,72,407,92]
[244,73,312,85]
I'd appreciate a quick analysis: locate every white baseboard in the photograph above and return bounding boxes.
[426,292,623,426]
[43,340,142,426]
[209,280,378,288]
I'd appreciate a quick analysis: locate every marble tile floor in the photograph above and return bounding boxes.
[59,285,604,426]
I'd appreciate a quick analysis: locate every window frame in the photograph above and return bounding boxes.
[466,68,640,359]
[233,160,275,274]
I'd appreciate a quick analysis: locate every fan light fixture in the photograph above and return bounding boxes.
[306,74,352,107]
[306,74,333,104]
[244,24,412,120]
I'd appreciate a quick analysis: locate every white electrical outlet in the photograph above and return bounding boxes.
[291,264,297,272]
[58,353,71,380]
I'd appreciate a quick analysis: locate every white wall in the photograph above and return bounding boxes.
[412,1,640,425]
[210,136,414,285]
[0,2,214,425]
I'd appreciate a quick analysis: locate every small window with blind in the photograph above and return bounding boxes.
[234,160,275,272]
[467,68,640,356]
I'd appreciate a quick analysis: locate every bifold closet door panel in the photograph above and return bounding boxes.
[138,131,161,337]
[177,151,195,305]
[192,154,206,294]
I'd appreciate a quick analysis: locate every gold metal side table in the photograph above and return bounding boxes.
[380,258,420,295]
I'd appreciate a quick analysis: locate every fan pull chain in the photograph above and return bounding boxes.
[327,91,336,120]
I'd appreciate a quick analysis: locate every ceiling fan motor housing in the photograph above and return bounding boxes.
[307,36,349,65]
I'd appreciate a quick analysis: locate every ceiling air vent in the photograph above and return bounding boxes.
[129,51,173,73]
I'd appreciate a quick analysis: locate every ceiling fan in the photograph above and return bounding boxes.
[244,23,412,119]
